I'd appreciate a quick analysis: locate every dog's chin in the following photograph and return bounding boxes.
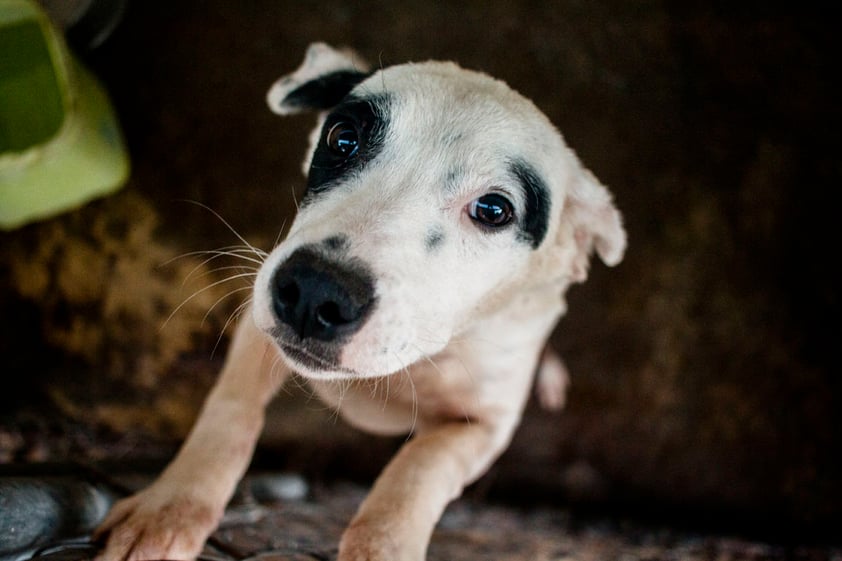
[274,338,422,381]
[275,342,358,381]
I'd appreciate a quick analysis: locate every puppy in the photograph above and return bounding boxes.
[94,42,626,561]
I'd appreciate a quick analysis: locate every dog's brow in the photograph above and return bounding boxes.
[509,159,551,249]
[334,93,391,119]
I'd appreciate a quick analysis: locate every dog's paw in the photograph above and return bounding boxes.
[338,543,417,561]
[338,523,423,561]
[535,347,570,411]
[92,486,222,561]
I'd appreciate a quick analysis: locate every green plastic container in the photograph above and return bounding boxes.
[0,0,129,230]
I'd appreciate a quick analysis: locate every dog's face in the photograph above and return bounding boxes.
[252,44,625,381]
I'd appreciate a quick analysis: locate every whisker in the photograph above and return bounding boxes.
[390,352,418,439]
[333,378,351,423]
[178,200,264,259]
[160,248,260,291]
[204,285,254,325]
[275,361,301,399]
[162,272,257,331]
[164,245,268,267]
[405,372,419,438]
[192,266,259,283]
[264,343,295,395]
[224,297,253,333]
[382,373,391,412]
[297,376,327,405]
[289,184,300,213]
[211,296,253,358]
[274,218,289,250]
[200,248,265,268]
[412,342,476,427]
[449,354,481,424]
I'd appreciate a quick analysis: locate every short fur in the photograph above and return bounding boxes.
[94,43,626,561]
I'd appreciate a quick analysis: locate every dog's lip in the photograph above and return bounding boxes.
[278,342,357,377]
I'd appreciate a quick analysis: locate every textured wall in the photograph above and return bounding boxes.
[1,0,838,538]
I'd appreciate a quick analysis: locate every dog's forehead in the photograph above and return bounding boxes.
[298,61,565,251]
[354,62,555,152]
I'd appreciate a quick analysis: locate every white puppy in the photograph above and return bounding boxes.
[94,42,626,561]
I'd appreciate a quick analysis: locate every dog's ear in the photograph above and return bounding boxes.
[560,167,626,282]
[266,42,371,115]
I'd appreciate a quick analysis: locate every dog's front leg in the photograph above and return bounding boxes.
[94,312,285,561]
[338,420,512,561]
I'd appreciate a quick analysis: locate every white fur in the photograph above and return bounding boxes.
[94,43,625,561]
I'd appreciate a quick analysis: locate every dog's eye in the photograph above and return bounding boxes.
[326,121,360,157]
[468,193,514,228]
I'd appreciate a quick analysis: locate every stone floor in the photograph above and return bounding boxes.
[204,476,842,561]
[2,468,840,561]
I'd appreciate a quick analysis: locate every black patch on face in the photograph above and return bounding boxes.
[509,159,551,249]
[322,235,350,252]
[444,166,464,193]
[281,70,370,111]
[305,94,391,202]
[425,226,445,251]
[442,132,464,149]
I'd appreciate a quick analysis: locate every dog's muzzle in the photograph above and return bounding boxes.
[270,247,376,344]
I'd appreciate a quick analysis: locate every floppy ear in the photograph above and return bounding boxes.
[266,42,371,115]
[561,167,627,282]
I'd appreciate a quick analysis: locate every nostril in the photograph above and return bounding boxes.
[276,280,300,307]
[315,302,337,328]
[315,301,349,328]
[273,279,301,322]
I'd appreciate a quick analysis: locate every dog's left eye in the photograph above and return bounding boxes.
[326,121,360,157]
[468,193,514,228]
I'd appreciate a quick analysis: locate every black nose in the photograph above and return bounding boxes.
[271,248,375,341]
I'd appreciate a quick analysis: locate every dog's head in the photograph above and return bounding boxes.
[252,43,626,380]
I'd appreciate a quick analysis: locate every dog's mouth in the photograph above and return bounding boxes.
[275,339,358,379]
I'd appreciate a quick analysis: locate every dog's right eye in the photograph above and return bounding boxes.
[468,193,515,228]
[326,122,360,157]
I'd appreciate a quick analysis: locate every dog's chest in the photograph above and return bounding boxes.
[308,358,485,436]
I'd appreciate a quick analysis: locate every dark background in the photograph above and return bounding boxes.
[2,0,839,545]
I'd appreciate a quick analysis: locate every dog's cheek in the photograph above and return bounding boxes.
[339,289,451,376]
[340,322,411,376]
[251,266,278,333]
